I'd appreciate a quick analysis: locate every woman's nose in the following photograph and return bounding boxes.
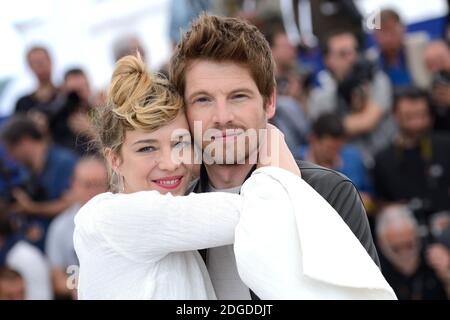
[157,148,179,172]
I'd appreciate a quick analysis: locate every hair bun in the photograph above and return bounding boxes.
[108,54,152,117]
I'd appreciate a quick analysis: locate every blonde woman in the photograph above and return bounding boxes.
[74,55,396,300]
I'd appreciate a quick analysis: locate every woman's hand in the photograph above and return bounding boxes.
[257,124,301,177]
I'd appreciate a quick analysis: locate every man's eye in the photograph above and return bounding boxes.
[193,97,210,104]
[232,94,248,101]
[138,146,156,153]
[174,141,191,148]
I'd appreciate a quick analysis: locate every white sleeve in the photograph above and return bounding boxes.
[234,167,397,300]
[88,191,243,262]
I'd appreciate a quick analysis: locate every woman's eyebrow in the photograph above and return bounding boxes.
[132,139,158,146]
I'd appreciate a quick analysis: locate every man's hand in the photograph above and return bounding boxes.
[12,188,39,215]
[426,243,450,281]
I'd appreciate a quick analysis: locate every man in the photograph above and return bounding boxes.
[46,156,108,299]
[423,41,450,133]
[0,268,25,300]
[309,30,395,164]
[170,14,379,299]
[0,216,51,300]
[298,114,374,212]
[376,205,449,299]
[0,116,78,252]
[373,87,450,226]
[368,9,430,89]
[49,68,96,155]
[264,23,310,152]
[14,46,59,115]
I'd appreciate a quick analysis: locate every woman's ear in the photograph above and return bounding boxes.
[105,148,121,175]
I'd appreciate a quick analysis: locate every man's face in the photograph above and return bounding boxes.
[395,98,432,140]
[310,135,344,167]
[382,224,419,265]
[72,161,108,205]
[28,50,52,83]
[64,74,91,103]
[423,43,450,73]
[0,278,25,300]
[6,138,34,167]
[325,34,358,80]
[272,33,297,72]
[184,60,275,164]
[375,19,404,54]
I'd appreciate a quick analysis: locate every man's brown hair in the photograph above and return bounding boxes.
[170,14,276,105]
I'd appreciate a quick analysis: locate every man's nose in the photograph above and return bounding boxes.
[212,99,234,126]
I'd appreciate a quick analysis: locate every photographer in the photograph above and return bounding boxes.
[376,205,449,300]
[309,30,395,164]
[423,41,450,134]
[373,87,450,226]
[0,116,78,252]
[47,69,96,155]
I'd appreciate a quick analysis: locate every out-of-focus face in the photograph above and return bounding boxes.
[374,18,404,54]
[310,135,344,168]
[0,278,25,300]
[423,43,450,73]
[325,34,358,80]
[272,33,297,73]
[65,74,91,103]
[382,224,419,265]
[184,60,275,165]
[6,138,34,167]
[27,50,52,83]
[72,160,109,205]
[109,112,195,196]
[395,98,432,140]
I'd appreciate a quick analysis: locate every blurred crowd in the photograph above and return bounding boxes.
[0,0,450,300]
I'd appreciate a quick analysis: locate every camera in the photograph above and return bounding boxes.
[337,58,377,114]
[431,71,450,88]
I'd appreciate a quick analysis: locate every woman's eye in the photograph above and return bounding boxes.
[138,146,156,153]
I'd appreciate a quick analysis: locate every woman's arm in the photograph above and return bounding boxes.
[87,190,243,262]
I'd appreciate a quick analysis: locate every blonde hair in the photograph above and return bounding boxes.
[92,54,184,192]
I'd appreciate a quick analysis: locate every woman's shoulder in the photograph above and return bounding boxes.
[74,192,115,230]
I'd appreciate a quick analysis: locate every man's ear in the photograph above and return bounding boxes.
[104,148,121,175]
[265,90,277,120]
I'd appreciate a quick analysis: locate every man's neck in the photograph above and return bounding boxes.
[204,163,255,190]
[307,147,338,169]
[395,133,423,149]
[382,48,401,66]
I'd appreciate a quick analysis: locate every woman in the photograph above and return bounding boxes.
[74,55,396,300]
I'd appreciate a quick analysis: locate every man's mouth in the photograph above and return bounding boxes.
[213,129,245,141]
[152,176,183,190]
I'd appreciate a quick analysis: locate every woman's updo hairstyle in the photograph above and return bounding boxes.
[92,53,184,191]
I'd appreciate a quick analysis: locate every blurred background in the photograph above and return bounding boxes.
[0,0,449,300]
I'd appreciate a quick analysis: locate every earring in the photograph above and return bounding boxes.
[120,175,125,193]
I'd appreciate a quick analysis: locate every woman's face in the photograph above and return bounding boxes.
[110,112,195,196]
